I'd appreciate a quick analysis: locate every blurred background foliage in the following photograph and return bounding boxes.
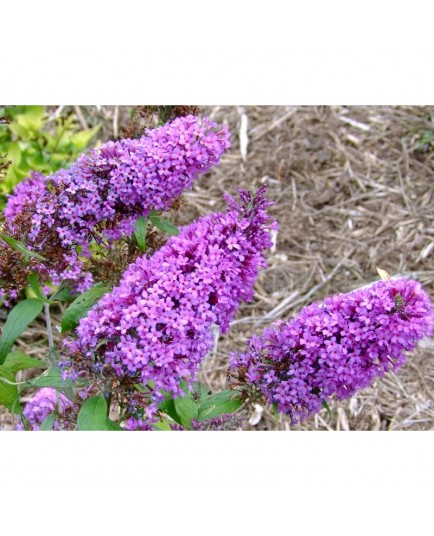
[0,105,100,209]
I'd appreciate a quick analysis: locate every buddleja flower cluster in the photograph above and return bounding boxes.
[63,187,276,420]
[16,388,77,431]
[230,277,433,423]
[2,115,231,296]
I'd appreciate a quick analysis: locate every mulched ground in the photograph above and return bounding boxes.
[1,105,433,431]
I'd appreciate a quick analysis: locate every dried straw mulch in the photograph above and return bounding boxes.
[1,105,433,431]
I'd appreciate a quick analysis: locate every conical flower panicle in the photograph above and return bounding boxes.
[63,187,276,408]
[2,115,231,295]
[230,278,433,423]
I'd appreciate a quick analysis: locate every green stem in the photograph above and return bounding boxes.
[44,303,56,366]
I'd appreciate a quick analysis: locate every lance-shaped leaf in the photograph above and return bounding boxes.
[61,285,110,333]
[174,394,198,428]
[134,216,147,252]
[197,390,242,422]
[0,231,47,262]
[0,365,18,410]
[322,400,333,418]
[0,299,44,365]
[77,394,122,431]
[3,351,45,373]
[77,394,108,431]
[158,396,183,425]
[152,419,173,431]
[27,273,49,302]
[148,210,179,236]
[50,286,76,302]
[27,366,76,401]
[39,413,56,431]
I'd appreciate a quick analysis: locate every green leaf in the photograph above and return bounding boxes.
[15,115,41,133]
[8,122,31,141]
[272,402,279,421]
[61,286,110,333]
[174,394,198,428]
[39,413,56,431]
[158,395,183,425]
[2,141,22,168]
[77,394,115,431]
[179,379,189,392]
[27,273,48,302]
[0,299,44,365]
[134,216,147,252]
[14,108,46,134]
[70,125,100,151]
[152,418,173,431]
[27,152,45,168]
[50,285,76,302]
[106,419,123,431]
[28,366,72,388]
[18,411,29,430]
[197,390,242,422]
[322,400,332,418]
[50,153,68,164]
[13,166,32,181]
[27,366,75,401]
[3,351,45,373]
[19,106,45,122]
[191,381,210,401]
[0,365,18,410]
[0,231,47,262]
[149,211,179,236]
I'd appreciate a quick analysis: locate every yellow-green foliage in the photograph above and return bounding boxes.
[0,105,100,209]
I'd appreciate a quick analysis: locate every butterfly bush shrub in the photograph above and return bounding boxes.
[0,109,432,431]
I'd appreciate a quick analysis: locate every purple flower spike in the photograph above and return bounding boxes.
[230,278,433,424]
[63,187,276,417]
[3,115,231,293]
[44,115,231,245]
[16,388,76,431]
